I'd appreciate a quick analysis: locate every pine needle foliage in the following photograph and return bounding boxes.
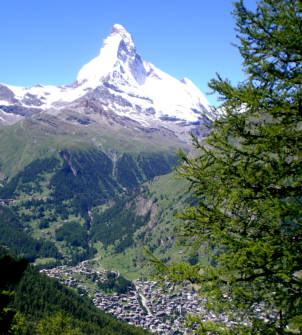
[151,1,302,333]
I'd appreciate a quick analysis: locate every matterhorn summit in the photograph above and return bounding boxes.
[0,24,212,140]
[77,24,146,87]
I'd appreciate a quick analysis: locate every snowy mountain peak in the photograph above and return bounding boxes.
[77,24,141,86]
[109,24,134,49]
[1,24,213,139]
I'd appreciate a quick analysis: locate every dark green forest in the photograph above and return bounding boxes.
[91,195,151,253]
[0,205,61,262]
[0,246,149,335]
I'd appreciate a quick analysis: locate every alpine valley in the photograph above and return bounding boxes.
[0,24,212,289]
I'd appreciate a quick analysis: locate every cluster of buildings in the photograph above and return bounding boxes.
[41,261,229,334]
[92,280,201,334]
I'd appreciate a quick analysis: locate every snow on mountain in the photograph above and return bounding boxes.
[76,24,210,121]
[0,24,212,135]
[77,24,141,86]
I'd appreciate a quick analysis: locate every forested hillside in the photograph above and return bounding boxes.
[0,113,185,271]
[0,109,196,277]
[0,246,149,334]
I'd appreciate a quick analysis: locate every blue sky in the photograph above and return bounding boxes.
[0,0,257,106]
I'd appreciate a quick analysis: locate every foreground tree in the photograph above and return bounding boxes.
[151,1,302,334]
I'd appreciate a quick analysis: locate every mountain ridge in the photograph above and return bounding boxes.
[0,24,212,141]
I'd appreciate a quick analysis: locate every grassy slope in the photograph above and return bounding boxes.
[0,113,188,179]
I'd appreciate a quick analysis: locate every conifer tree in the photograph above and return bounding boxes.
[152,1,302,333]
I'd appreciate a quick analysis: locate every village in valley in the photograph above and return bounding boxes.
[41,261,229,334]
